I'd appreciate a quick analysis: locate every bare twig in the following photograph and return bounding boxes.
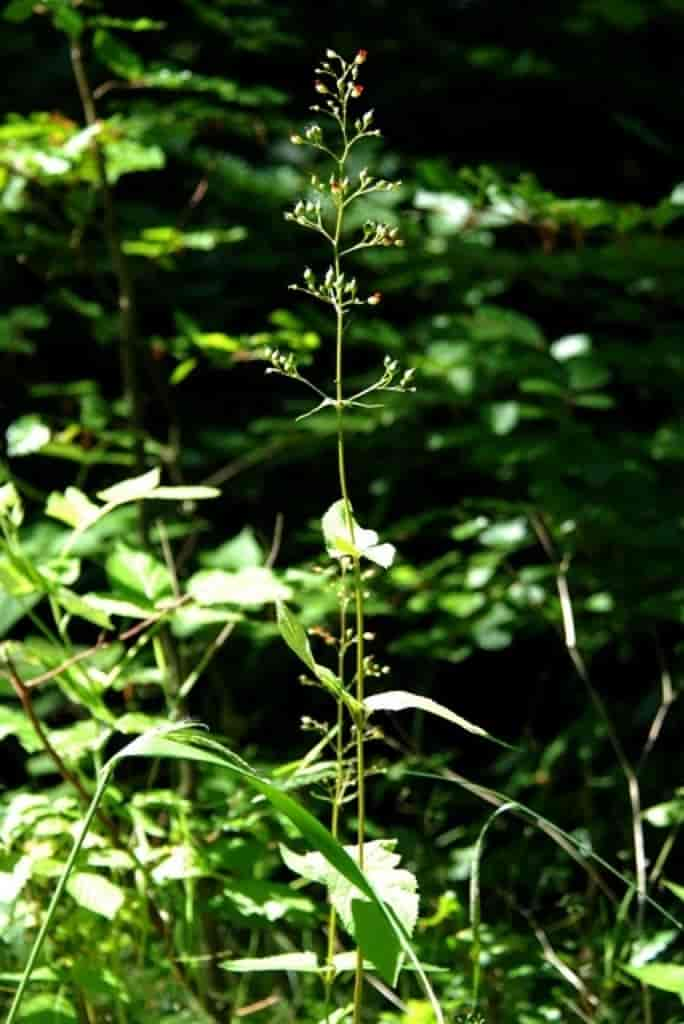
[529,510,653,1024]
[70,40,148,543]
[265,512,284,569]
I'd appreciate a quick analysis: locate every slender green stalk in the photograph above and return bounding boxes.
[282,49,406,1022]
[5,770,111,1024]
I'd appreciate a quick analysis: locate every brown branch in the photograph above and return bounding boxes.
[6,656,94,807]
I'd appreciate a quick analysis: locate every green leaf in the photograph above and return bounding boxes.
[0,706,44,753]
[220,952,319,973]
[0,482,23,526]
[145,485,220,500]
[550,333,591,361]
[322,499,396,568]
[220,879,315,923]
[364,690,513,749]
[55,588,113,629]
[113,729,439,1005]
[151,845,207,883]
[276,601,316,673]
[438,592,486,617]
[66,872,124,920]
[479,518,529,549]
[106,544,172,604]
[97,468,161,504]
[12,992,78,1023]
[6,415,50,457]
[200,527,263,570]
[93,29,144,77]
[3,0,35,22]
[621,961,684,995]
[485,401,519,435]
[45,487,100,530]
[276,603,353,707]
[281,838,419,945]
[188,567,291,607]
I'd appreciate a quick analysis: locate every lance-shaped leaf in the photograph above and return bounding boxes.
[365,690,514,749]
[276,602,360,713]
[322,499,396,568]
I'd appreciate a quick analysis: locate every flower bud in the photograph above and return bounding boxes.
[355,49,368,64]
[314,80,329,94]
[351,83,364,98]
[290,133,304,145]
[368,292,382,305]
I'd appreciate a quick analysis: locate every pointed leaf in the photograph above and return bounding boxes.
[622,962,684,995]
[281,836,419,976]
[220,952,319,973]
[276,601,316,672]
[365,690,513,749]
[97,468,161,504]
[46,487,100,530]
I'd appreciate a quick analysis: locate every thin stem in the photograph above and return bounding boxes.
[69,39,148,545]
[329,87,368,1024]
[5,770,111,1024]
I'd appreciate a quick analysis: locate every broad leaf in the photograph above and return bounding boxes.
[66,872,124,920]
[322,499,396,568]
[188,567,291,607]
[622,961,684,995]
[281,838,419,942]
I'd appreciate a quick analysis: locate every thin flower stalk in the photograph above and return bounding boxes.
[278,48,410,1022]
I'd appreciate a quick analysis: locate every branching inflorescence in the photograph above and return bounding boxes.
[275,48,415,1022]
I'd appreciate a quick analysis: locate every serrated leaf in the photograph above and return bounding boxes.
[66,872,124,919]
[281,838,419,943]
[365,690,513,749]
[322,500,396,568]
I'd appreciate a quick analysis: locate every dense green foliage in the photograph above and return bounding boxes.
[2,2,684,1022]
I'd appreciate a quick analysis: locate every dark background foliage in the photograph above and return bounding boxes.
[2,1,684,1021]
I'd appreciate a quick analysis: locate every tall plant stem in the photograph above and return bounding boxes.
[332,176,367,1024]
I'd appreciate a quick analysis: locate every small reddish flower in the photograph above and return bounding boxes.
[351,83,365,98]
[314,80,329,94]
[355,49,368,64]
[368,292,382,305]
